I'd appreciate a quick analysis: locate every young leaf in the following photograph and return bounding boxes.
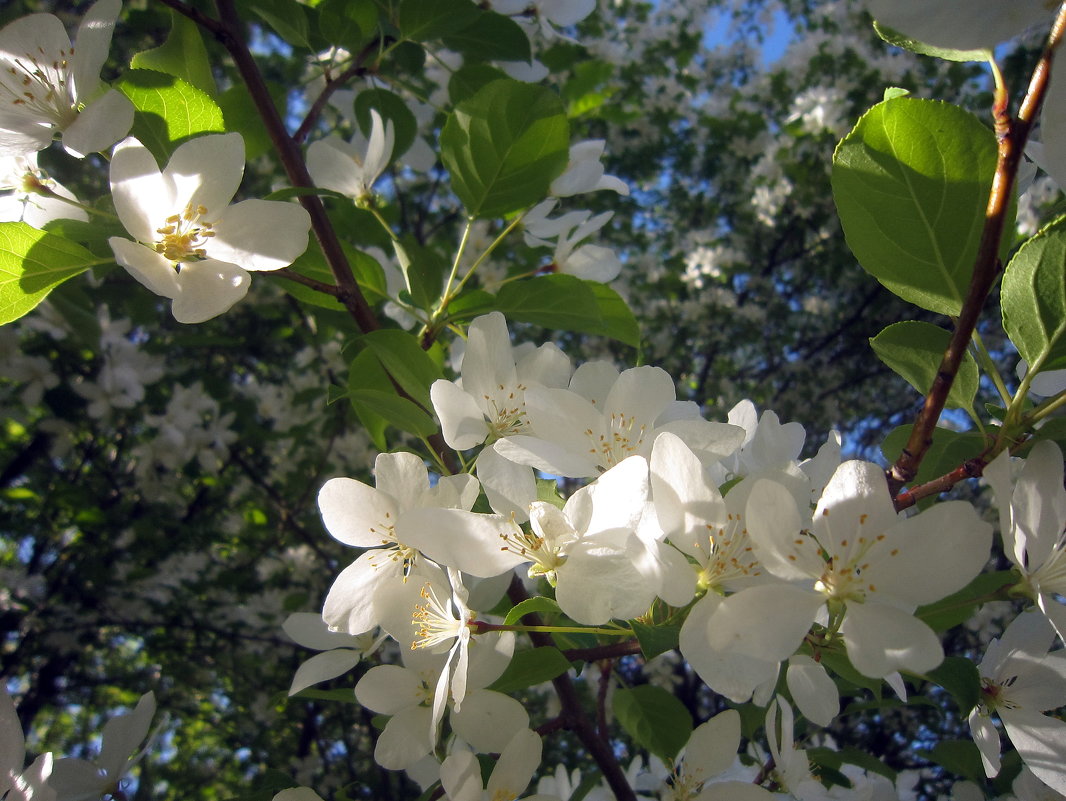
[832,97,1001,316]
[130,11,217,96]
[504,596,563,626]
[441,10,532,63]
[925,656,981,716]
[630,619,680,660]
[487,647,571,693]
[397,0,481,42]
[869,321,979,413]
[0,223,100,325]
[1002,216,1066,375]
[613,685,693,762]
[494,275,601,334]
[347,389,437,438]
[441,79,569,218]
[448,64,509,106]
[360,329,444,410]
[117,69,225,163]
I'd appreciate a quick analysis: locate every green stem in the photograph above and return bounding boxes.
[32,186,121,222]
[1026,389,1066,426]
[971,329,1012,406]
[475,621,630,637]
[451,212,526,299]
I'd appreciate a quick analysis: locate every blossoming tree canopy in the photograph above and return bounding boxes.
[0,0,1065,800]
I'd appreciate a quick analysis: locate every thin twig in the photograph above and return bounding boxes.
[294,42,382,144]
[887,4,1066,502]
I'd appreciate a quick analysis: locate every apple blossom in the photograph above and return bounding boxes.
[985,440,1066,640]
[550,141,630,197]
[0,153,87,226]
[108,134,311,323]
[1,685,55,801]
[49,692,156,801]
[709,460,992,679]
[968,611,1066,795]
[439,729,554,801]
[318,451,478,639]
[306,108,394,203]
[0,0,133,158]
[523,200,623,282]
[494,362,744,479]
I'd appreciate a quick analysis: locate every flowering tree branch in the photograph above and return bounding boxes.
[887,3,1066,503]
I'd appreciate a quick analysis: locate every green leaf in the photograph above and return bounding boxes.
[869,321,979,413]
[925,656,981,716]
[588,281,641,347]
[495,275,598,331]
[922,739,986,785]
[629,619,680,660]
[243,0,313,49]
[348,389,438,438]
[441,79,568,219]
[317,0,378,52]
[130,11,217,96]
[487,647,572,693]
[441,10,532,63]
[443,289,497,324]
[360,329,443,410]
[218,83,284,161]
[832,97,1000,316]
[347,348,391,450]
[613,685,692,762]
[916,570,1016,633]
[1002,216,1066,376]
[116,69,226,163]
[283,245,387,312]
[354,89,417,159]
[874,22,992,63]
[398,0,481,42]
[0,223,99,325]
[448,64,510,106]
[504,596,562,626]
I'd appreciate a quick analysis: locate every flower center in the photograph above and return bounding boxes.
[584,412,648,470]
[1,48,79,129]
[485,382,529,440]
[411,582,470,651]
[154,203,216,262]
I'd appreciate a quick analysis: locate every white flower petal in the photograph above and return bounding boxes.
[432,379,490,450]
[355,665,427,714]
[450,689,530,753]
[398,507,523,577]
[840,602,943,678]
[787,655,839,727]
[110,139,171,242]
[288,650,363,696]
[98,691,155,780]
[1002,708,1066,795]
[317,476,398,548]
[374,707,434,771]
[707,583,823,662]
[441,749,483,801]
[164,133,244,217]
[61,89,133,157]
[488,729,542,801]
[169,259,250,323]
[476,447,537,522]
[283,613,364,650]
[71,0,121,99]
[109,237,181,299]
[211,199,311,271]
[683,709,741,783]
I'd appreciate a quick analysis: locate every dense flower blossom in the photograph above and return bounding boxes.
[494,361,744,479]
[709,460,992,679]
[0,0,133,157]
[108,134,311,323]
[317,451,478,639]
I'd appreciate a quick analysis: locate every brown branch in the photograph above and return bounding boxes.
[158,0,381,333]
[887,5,1066,501]
[269,267,342,296]
[507,577,637,801]
[294,41,382,144]
[893,455,990,512]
